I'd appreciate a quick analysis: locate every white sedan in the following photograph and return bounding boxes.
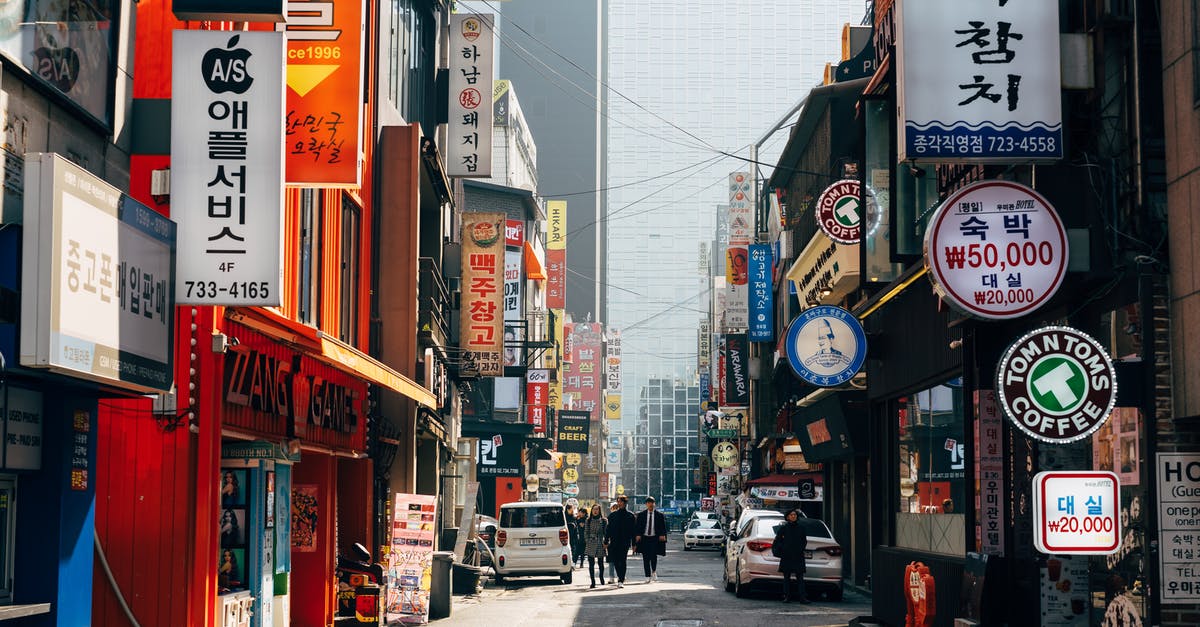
[683,519,726,550]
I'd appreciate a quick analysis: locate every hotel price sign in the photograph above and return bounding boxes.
[1033,471,1120,555]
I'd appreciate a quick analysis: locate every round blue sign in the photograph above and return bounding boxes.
[784,305,867,387]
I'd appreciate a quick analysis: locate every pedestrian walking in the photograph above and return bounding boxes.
[605,495,636,588]
[607,502,619,580]
[772,508,810,603]
[565,505,581,569]
[574,509,588,567]
[583,503,608,588]
[634,496,668,582]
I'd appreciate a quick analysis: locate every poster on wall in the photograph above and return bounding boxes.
[218,467,250,593]
[387,493,438,624]
[291,484,319,553]
[1039,555,1089,626]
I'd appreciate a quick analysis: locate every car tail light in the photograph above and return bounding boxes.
[562,554,569,565]
[559,528,569,546]
[496,530,507,547]
[498,556,505,567]
[747,540,773,552]
[823,546,843,557]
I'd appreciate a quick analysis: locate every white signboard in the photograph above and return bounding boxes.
[606,329,621,394]
[1033,471,1120,555]
[728,172,753,245]
[3,387,43,470]
[20,153,176,393]
[504,247,521,321]
[925,181,1068,320]
[172,31,285,305]
[447,14,494,177]
[896,0,1062,161]
[1157,453,1200,602]
[537,459,554,481]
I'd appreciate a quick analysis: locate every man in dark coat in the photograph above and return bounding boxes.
[605,495,637,588]
[634,496,668,582]
[772,508,810,603]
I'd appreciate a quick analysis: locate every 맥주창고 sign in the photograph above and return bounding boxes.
[924,181,1068,320]
[996,326,1117,445]
[1033,471,1120,555]
[815,179,862,245]
[460,212,505,376]
[784,305,867,387]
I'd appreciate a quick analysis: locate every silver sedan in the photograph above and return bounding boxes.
[683,519,726,551]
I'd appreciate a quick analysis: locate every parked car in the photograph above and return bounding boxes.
[493,502,573,585]
[723,516,843,601]
[683,519,726,551]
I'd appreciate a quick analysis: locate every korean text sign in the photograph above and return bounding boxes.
[447,13,494,177]
[461,213,506,377]
[172,31,285,305]
[1157,453,1200,601]
[748,244,773,342]
[527,370,549,435]
[20,153,176,393]
[546,200,566,309]
[1033,471,1120,555]
[896,0,1062,161]
[278,0,364,186]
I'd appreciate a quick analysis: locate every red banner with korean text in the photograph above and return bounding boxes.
[460,213,505,376]
[527,370,549,435]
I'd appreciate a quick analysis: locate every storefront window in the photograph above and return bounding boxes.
[895,381,966,555]
[0,0,117,124]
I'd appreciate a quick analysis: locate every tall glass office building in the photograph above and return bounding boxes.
[626,378,701,507]
[606,1,863,427]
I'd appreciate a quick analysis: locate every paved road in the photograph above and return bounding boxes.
[441,534,871,627]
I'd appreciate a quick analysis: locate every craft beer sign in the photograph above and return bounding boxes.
[924,181,1068,320]
[172,31,285,305]
[996,326,1117,444]
[816,179,862,245]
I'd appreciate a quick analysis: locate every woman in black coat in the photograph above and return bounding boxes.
[772,508,810,603]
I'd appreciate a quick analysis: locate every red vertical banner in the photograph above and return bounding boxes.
[716,337,727,407]
[281,0,365,186]
[527,370,549,435]
[546,249,566,309]
[460,213,506,376]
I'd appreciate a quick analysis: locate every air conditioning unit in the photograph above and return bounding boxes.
[150,168,170,204]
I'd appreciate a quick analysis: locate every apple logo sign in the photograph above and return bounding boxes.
[33,46,80,93]
[202,34,253,95]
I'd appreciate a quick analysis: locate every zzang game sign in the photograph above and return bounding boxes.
[277,0,364,186]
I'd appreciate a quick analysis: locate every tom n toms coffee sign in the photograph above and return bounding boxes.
[925,181,1068,319]
[996,326,1116,444]
[784,305,867,387]
[816,179,861,245]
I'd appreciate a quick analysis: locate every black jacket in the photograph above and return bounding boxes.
[772,520,808,573]
[634,509,668,556]
[606,507,637,551]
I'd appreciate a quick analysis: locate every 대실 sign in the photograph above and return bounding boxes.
[1033,471,1120,555]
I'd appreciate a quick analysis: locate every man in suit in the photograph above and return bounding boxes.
[634,496,668,583]
[605,495,637,588]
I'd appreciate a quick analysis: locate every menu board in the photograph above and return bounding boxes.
[387,493,438,624]
[1039,555,1089,626]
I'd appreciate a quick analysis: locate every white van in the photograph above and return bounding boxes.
[493,502,573,584]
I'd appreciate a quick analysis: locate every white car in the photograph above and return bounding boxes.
[723,516,843,601]
[493,502,573,584]
[690,511,720,523]
[683,519,726,550]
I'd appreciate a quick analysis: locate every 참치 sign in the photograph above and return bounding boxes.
[783,305,867,387]
[995,326,1117,445]
[1033,471,1121,555]
[924,181,1068,320]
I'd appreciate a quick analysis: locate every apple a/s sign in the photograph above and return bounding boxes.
[202,35,254,94]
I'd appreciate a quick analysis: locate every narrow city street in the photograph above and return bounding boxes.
[444,534,870,626]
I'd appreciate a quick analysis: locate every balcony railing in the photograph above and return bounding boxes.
[418,257,452,348]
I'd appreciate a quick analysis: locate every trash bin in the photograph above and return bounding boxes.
[429,551,454,620]
[452,562,482,595]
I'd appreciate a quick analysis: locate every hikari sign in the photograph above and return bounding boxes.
[172,31,285,305]
[447,13,494,177]
[896,0,1062,161]
[1033,471,1120,555]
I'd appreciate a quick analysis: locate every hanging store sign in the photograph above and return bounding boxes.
[728,172,753,245]
[996,326,1116,445]
[606,328,622,393]
[546,200,566,309]
[1033,471,1120,555]
[896,0,1063,161]
[446,13,494,177]
[786,235,860,309]
[748,244,773,342]
[460,213,506,376]
[924,181,1068,319]
[815,179,862,245]
[504,245,522,321]
[556,410,590,454]
[1157,453,1200,602]
[526,370,549,435]
[711,441,738,470]
[724,333,750,407]
[278,0,364,186]
[604,395,621,421]
[20,153,176,393]
[784,305,867,387]
[698,319,712,367]
[172,31,285,306]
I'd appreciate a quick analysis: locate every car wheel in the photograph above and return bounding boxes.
[494,573,505,585]
[684,546,691,551]
[561,571,573,585]
[723,566,734,592]
[734,572,749,598]
[827,585,843,601]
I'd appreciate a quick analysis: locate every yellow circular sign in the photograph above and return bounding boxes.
[616,484,625,495]
[712,442,739,469]
[563,467,579,483]
[566,453,582,466]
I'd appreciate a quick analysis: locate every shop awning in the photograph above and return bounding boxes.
[226,307,437,410]
[524,241,546,280]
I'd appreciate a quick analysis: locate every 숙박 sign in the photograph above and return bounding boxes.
[925,181,1068,319]
[1033,471,1120,555]
[172,31,285,306]
[1157,453,1200,601]
[995,326,1116,444]
[460,213,505,376]
[447,13,494,177]
[896,0,1062,161]
[748,244,773,342]
[278,0,364,186]
[815,179,862,245]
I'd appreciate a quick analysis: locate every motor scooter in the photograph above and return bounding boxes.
[336,543,387,623]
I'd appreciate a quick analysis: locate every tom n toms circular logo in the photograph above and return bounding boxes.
[996,326,1116,444]
[816,179,862,245]
[784,305,867,387]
